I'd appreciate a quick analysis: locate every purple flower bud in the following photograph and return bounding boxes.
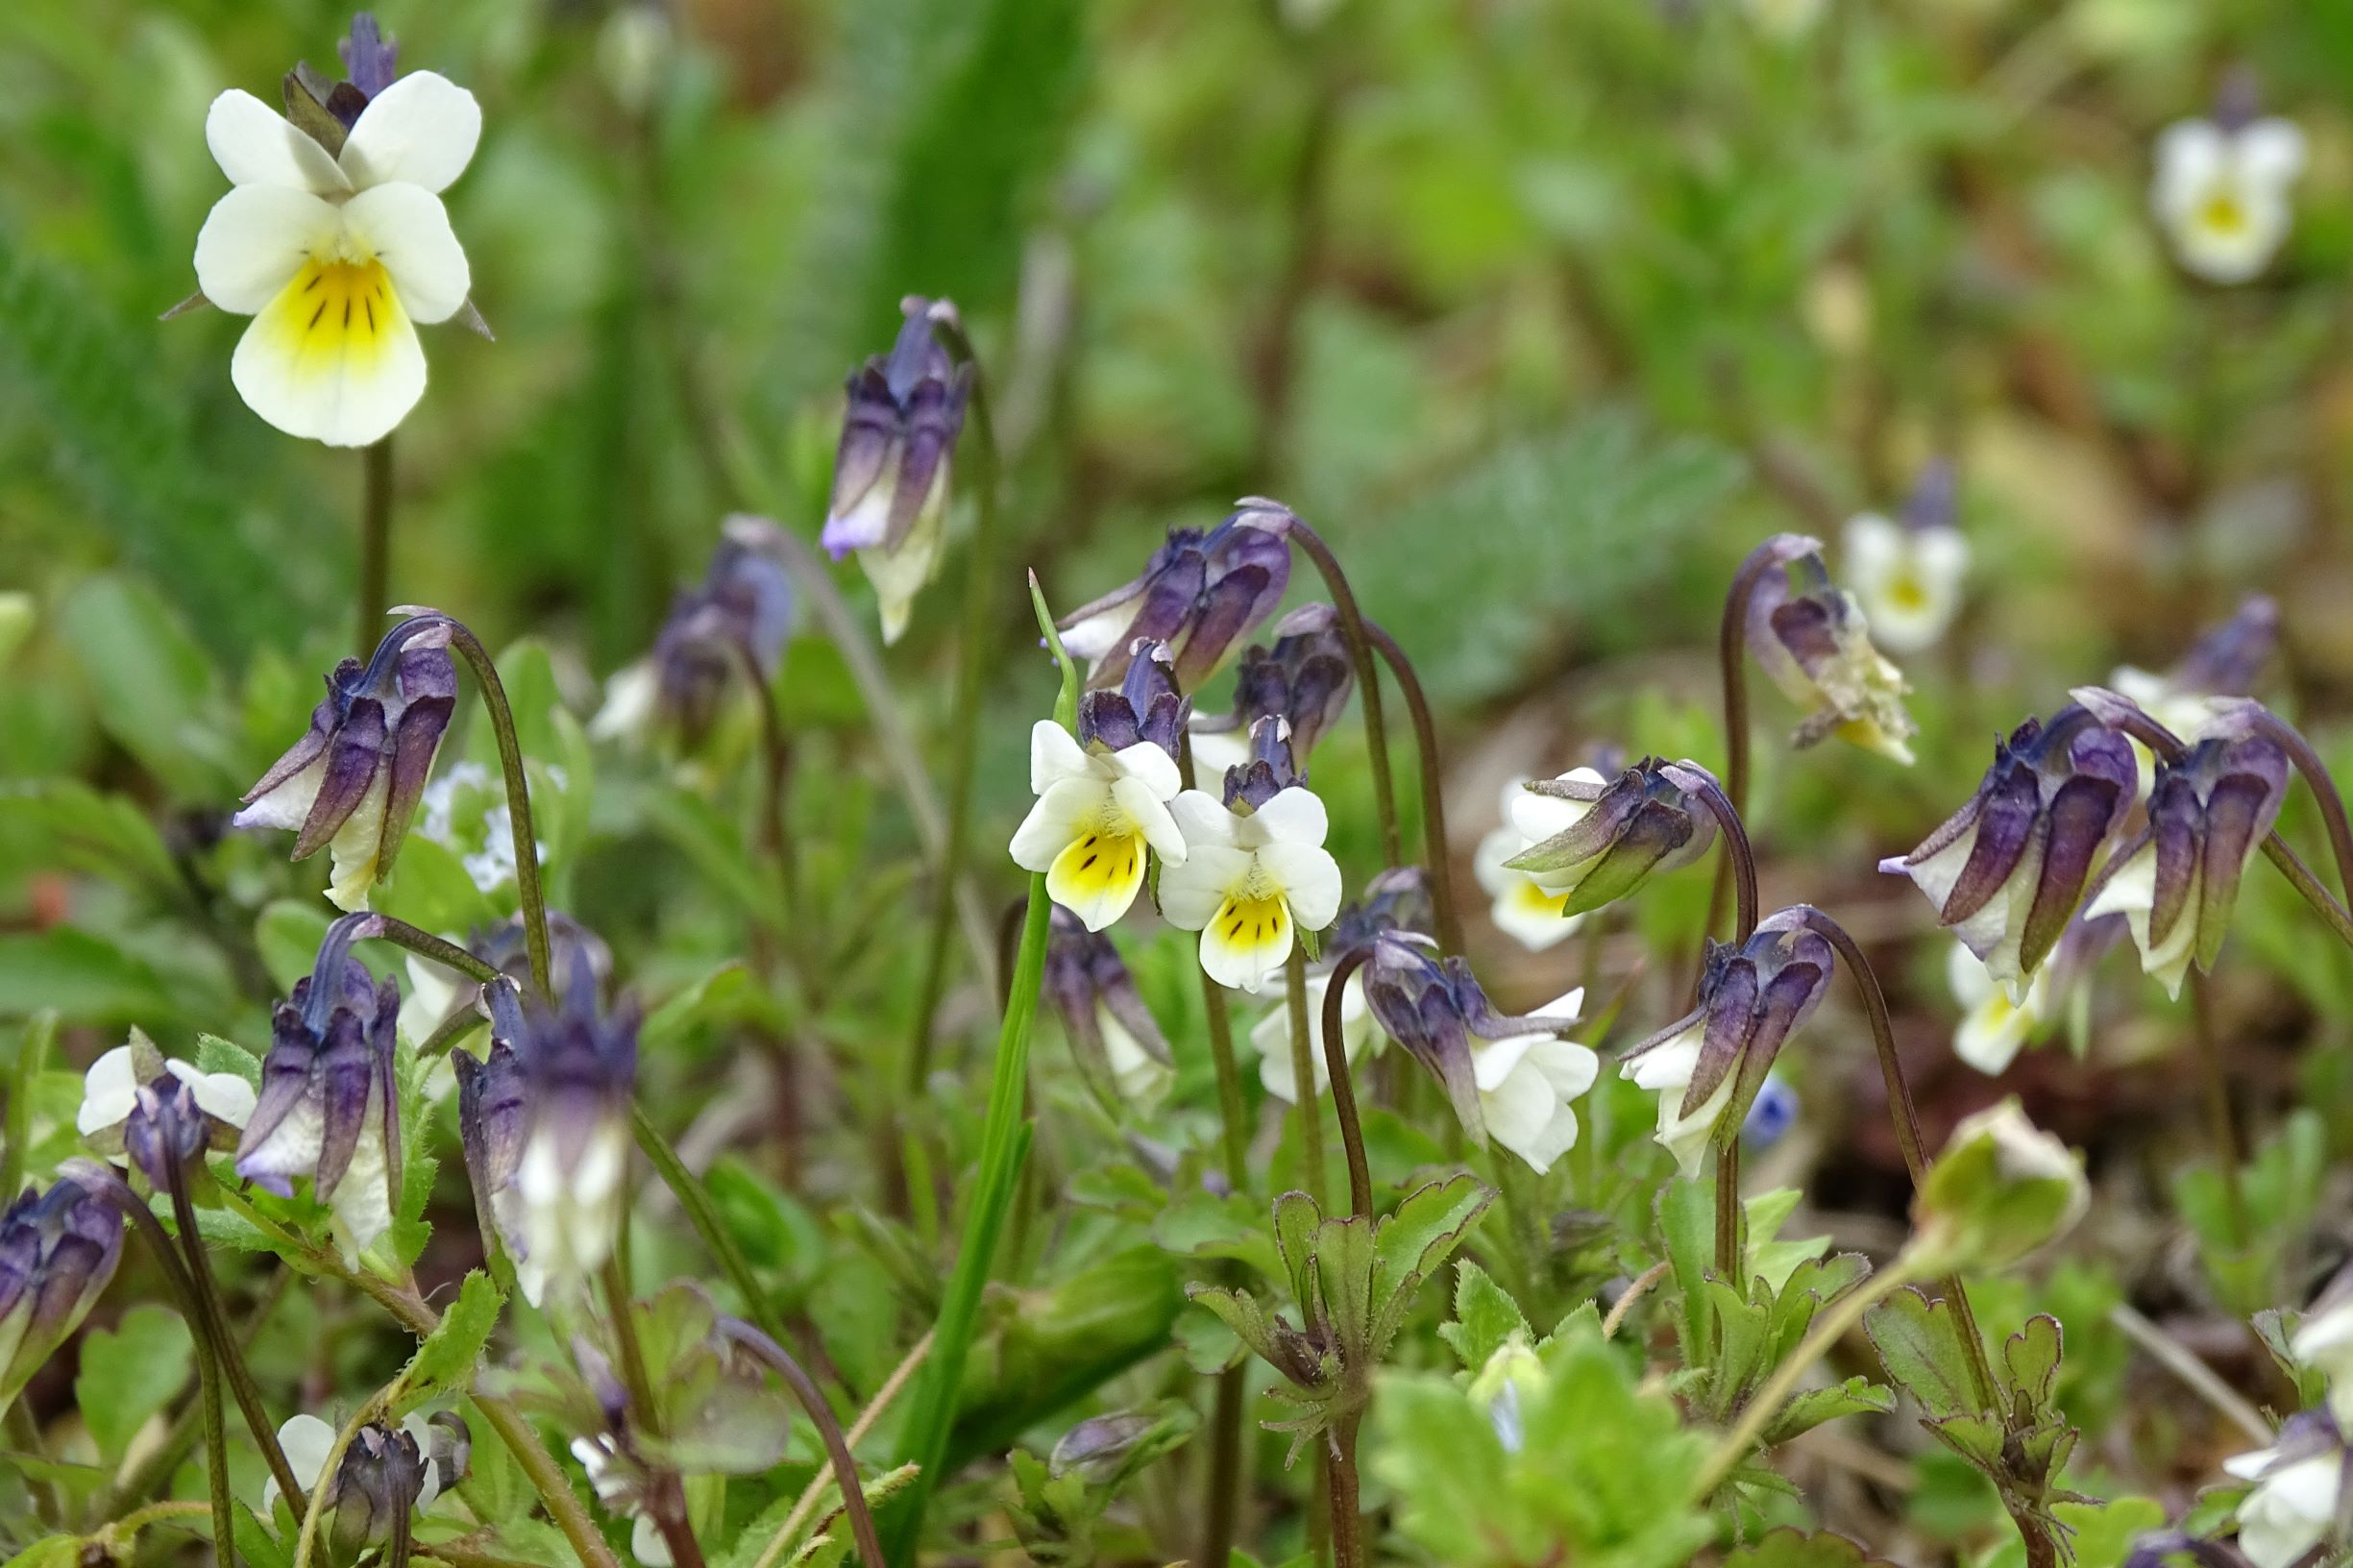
[1900,458,1957,534]
[822,301,971,644]
[1042,909,1174,1111]
[1222,716,1302,812]
[1621,912,1834,1176]
[1360,936,1577,1146]
[123,1072,218,1192]
[1745,540,1918,763]
[2086,727,2289,997]
[646,519,796,747]
[237,921,404,1260]
[1499,758,1718,919]
[236,619,458,912]
[1882,708,2137,999]
[2171,594,2280,700]
[1214,603,1354,765]
[0,1173,126,1413]
[330,1421,430,1560]
[414,912,613,1041]
[1075,640,1189,761]
[1057,504,1292,692]
[337,14,400,102]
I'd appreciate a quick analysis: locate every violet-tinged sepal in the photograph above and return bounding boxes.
[236,618,457,911]
[1057,502,1292,691]
[1042,908,1175,1112]
[1500,759,1717,919]
[0,1172,127,1416]
[1210,603,1353,765]
[1011,654,1190,932]
[76,1030,254,1187]
[1881,708,2137,1000]
[1074,639,1189,760]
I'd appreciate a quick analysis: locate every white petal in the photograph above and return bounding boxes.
[1246,786,1330,849]
[232,265,427,448]
[1108,741,1182,802]
[589,662,659,743]
[343,184,470,325]
[1841,514,1903,588]
[234,758,328,834]
[1954,991,2033,1076]
[1158,843,1250,930]
[2154,120,2227,215]
[325,772,391,912]
[1657,1067,1735,1179]
[1169,790,1238,851]
[2223,1446,2281,1482]
[166,1061,257,1129]
[193,185,337,314]
[330,1118,396,1262]
[1029,721,1092,795]
[77,1046,139,1135]
[1527,1036,1601,1099]
[2239,119,2308,186]
[1198,900,1292,993]
[207,90,350,195]
[277,1412,338,1500]
[1509,772,1601,845]
[1624,1025,1703,1093]
[631,1514,674,1568]
[235,1090,326,1192]
[1111,775,1189,866]
[1187,722,1251,781]
[1260,841,1343,930]
[2238,1456,2339,1568]
[339,73,483,194]
[1010,777,1103,873]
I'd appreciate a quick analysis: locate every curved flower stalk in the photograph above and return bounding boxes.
[188,15,480,447]
[1249,866,1430,1101]
[236,937,404,1263]
[1880,707,2136,1000]
[2153,76,2305,285]
[1360,934,1585,1165]
[236,618,457,911]
[1618,911,1835,1178]
[1745,539,1918,764]
[593,518,796,750]
[1499,758,1719,920]
[2085,724,2289,997]
[1842,459,1968,655]
[1474,777,1582,950]
[0,1173,125,1418]
[1010,641,1189,931]
[1057,504,1292,691]
[822,299,971,645]
[405,911,611,1051]
[1042,908,1175,1111]
[1162,718,1343,992]
[2110,594,2278,769]
[77,1030,255,1186]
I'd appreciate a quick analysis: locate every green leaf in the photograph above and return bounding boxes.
[1438,1261,1532,1371]
[195,1033,263,1091]
[0,780,180,894]
[2002,1313,2064,1409]
[233,1502,293,1568]
[391,1271,503,1413]
[0,926,179,1025]
[1151,1189,1283,1282]
[1371,1175,1493,1304]
[1759,1377,1897,1446]
[1863,1286,1982,1422]
[0,1537,79,1568]
[55,575,240,798]
[1657,1178,1715,1358]
[74,1303,193,1464]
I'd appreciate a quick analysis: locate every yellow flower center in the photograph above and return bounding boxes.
[1885,572,1931,613]
[1212,893,1290,951]
[2199,190,2248,236]
[263,257,403,368]
[1050,826,1143,905]
[1507,876,1573,919]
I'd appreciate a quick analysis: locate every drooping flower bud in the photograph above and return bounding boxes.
[1057,502,1292,691]
[237,618,458,911]
[1911,1099,2087,1273]
[2109,594,2280,782]
[406,911,612,1044]
[822,300,970,645]
[1475,776,1584,952]
[236,922,404,1262]
[1213,603,1354,765]
[466,973,638,1306]
[265,1409,466,1566]
[1361,936,1586,1164]
[2084,725,2288,997]
[1499,759,1719,920]
[1220,715,1303,811]
[1881,708,2136,1000]
[1746,539,1918,763]
[1074,639,1189,760]
[1618,911,1834,1176]
[0,1171,127,1416]
[1042,908,1175,1111]
[280,14,402,154]
[591,517,795,748]
[77,1030,254,1189]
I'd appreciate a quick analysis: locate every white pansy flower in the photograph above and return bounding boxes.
[1622,1024,1734,1179]
[262,1410,449,1515]
[77,1040,255,1144]
[2224,1444,2341,1568]
[2152,112,2305,285]
[1249,969,1378,1103]
[1474,778,1581,951]
[1468,989,1598,1175]
[1842,512,1968,655]
[191,67,480,446]
[1160,786,1344,993]
[1948,941,2050,1076]
[1009,721,1188,932]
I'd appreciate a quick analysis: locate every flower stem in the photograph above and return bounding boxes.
[2188,970,2249,1243]
[1198,1366,1246,1568]
[1703,536,1815,946]
[107,1179,234,1568]
[1286,948,1330,1210]
[1283,516,1401,870]
[1678,768,1758,943]
[427,616,554,999]
[630,1103,790,1346]
[357,438,392,653]
[1785,905,1999,1411]
[600,1252,660,1432]
[1364,621,1462,954]
[718,1319,886,1568]
[2234,704,2353,908]
[1320,948,1376,1220]
[474,1394,625,1568]
[748,1333,930,1568]
[1691,1253,1920,1500]
[164,1159,305,1508]
[1326,1411,1365,1568]
[1712,1136,1744,1287]
[331,912,502,989]
[903,312,1006,1097]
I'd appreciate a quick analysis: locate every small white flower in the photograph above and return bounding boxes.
[192,72,481,447]
[1474,778,1583,951]
[262,1410,447,1515]
[1009,721,1188,932]
[1842,512,1968,655]
[1948,941,2050,1075]
[589,662,662,746]
[76,1041,255,1143]
[1159,786,1344,993]
[571,1435,674,1567]
[2152,115,2305,285]
[512,1115,630,1309]
[1470,990,1597,1175]
[1505,767,1607,899]
[1248,969,1378,1103]
[2224,1445,2341,1568]
[1621,1019,1733,1178]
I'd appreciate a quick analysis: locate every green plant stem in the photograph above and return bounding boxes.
[429,616,553,998]
[2187,969,2249,1243]
[600,1254,659,1433]
[1712,1137,1744,1287]
[1363,622,1462,954]
[1286,949,1329,1210]
[631,1103,788,1345]
[882,871,1052,1564]
[1787,905,2000,1411]
[1691,1254,1921,1499]
[2236,704,2353,905]
[353,915,502,987]
[417,1012,488,1063]
[2262,836,2353,948]
[1326,1412,1364,1568]
[2,1009,56,1201]
[1679,768,1758,943]
[166,1161,304,1508]
[1283,517,1401,870]
[97,1268,293,1518]
[748,1332,929,1568]
[718,1319,885,1568]
[1702,536,1812,951]
[903,312,1006,1096]
[110,1183,233,1568]
[357,438,392,653]
[1198,1365,1246,1568]
[5,1400,61,1531]
[1320,949,1375,1219]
